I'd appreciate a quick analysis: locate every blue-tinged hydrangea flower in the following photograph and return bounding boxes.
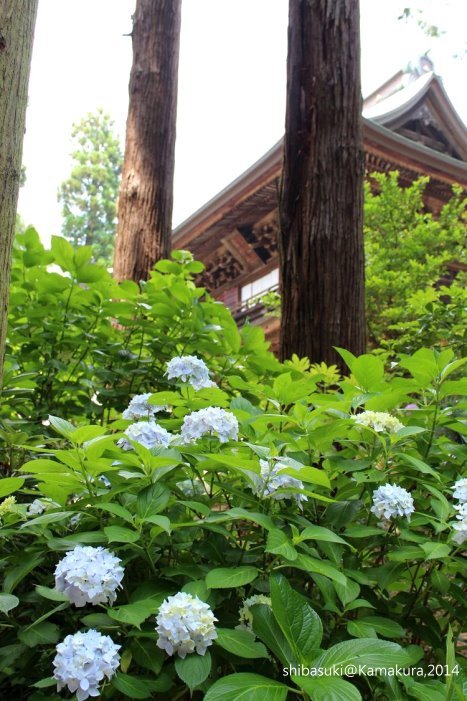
[354,411,404,434]
[451,516,467,545]
[27,498,59,516]
[237,595,272,632]
[119,420,172,450]
[155,592,217,658]
[122,393,167,420]
[452,478,467,503]
[371,484,414,521]
[251,459,307,507]
[181,407,238,443]
[55,545,124,607]
[166,355,216,390]
[53,629,120,701]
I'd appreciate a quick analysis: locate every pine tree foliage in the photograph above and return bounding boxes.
[58,110,122,265]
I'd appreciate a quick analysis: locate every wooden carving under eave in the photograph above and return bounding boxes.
[113,0,181,282]
[198,250,244,292]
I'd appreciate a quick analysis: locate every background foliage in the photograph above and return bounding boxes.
[57,110,122,266]
[0,230,466,699]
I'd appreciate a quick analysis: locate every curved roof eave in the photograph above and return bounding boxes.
[173,119,467,247]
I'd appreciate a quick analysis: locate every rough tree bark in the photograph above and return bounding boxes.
[113,0,181,282]
[278,0,366,367]
[0,0,38,388]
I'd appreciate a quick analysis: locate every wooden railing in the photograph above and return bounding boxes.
[231,283,280,325]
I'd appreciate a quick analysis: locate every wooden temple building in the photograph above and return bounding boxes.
[173,62,467,349]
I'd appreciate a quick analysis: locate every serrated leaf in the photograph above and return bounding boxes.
[0,477,24,498]
[204,673,288,701]
[292,675,362,701]
[266,529,298,560]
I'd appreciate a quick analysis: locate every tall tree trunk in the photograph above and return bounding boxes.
[113,0,181,282]
[0,0,38,389]
[279,0,365,368]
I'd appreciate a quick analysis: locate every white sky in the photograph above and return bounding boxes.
[18,0,467,244]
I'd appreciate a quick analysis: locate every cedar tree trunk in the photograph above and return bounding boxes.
[113,0,181,281]
[279,0,366,367]
[0,0,38,388]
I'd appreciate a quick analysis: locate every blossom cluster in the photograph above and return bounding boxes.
[119,420,172,450]
[28,498,59,516]
[55,546,124,607]
[53,629,120,701]
[166,355,216,390]
[354,410,404,434]
[0,496,16,518]
[122,393,166,420]
[451,478,467,544]
[251,459,307,507]
[237,594,272,632]
[181,406,239,443]
[155,592,218,658]
[371,483,415,522]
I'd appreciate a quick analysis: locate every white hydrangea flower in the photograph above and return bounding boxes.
[122,393,166,420]
[237,595,272,632]
[181,407,239,443]
[451,517,467,545]
[371,484,415,521]
[53,629,120,701]
[166,355,216,390]
[453,502,467,519]
[354,411,404,434]
[452,478,467,503]
[251,459,307,507]
[27,498,59,516]
[55,545,124,607]
[155,591,217,658]
[118,420,172,450]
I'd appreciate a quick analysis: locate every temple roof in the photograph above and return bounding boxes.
[173,63,467,251]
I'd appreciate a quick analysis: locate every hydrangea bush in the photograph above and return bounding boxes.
[0,244,466,699]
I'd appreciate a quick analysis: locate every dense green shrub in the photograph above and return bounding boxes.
[0,340,466,699]
[4,228,278,432]
[364,173,466,350]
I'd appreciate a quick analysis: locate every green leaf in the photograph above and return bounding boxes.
[279,466,330,489]
[292,675,362,701]
[310,639,419,673]
[3,553,43,593]
[251,603,294,666]
[175,651,211,690]
[206,567,258,589]
[131,638,165,675]
[287,553,347,586]
[144,514,171,533]
[270,574,322,665]
[104,526,139,543]
[108,600,161,628]
[111,673,153,699]
[420,542,451,560]
[0,593,19,614]
[0,477,24,498]
[347,616,405,639]
[297,525,350,547]
[266,529,298,560]
[94,502,134,523]
[351,354,384,390]
[18,622,60,647]
[51,235,75,271]
[35,585,68,603]
[204,673,289,701]
[48,415,76,438]
[136,483,170,519]
[216,628,269,659]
